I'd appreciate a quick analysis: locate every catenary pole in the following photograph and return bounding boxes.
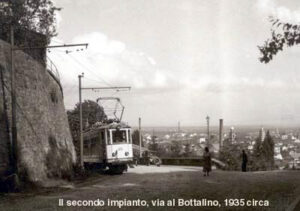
[78,73,84,168]
[206,116,210,147]
[10,24,17,175]
[139,117,142,158]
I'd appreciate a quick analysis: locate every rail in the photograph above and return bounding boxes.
[46,56,63,97]
[46,56,60,81]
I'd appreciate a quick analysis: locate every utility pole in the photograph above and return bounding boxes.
[206,115,210,147]
[139,117,142,158]
[178,121,180,133]
[10,24,17,175]
[78,73,84,168]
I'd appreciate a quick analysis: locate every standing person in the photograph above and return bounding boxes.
[203,147,212,176]
[143,150,150,166]
[241,150,248,172]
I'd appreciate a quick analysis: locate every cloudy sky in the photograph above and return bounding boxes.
[49,0,300,127]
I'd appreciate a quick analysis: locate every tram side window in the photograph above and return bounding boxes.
[112,129,127,144]
[83,139,91,156]
[91,138,97,148]
[84,140,89,149]
[100,132,105,144]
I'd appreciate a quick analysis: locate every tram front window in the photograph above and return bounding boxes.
[112,129,127,144]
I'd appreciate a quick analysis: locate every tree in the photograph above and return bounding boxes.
[69,100,106,127]
[183,143,192,157]
[219,142,242,170]
[132,129,144,147]
[252,131,275,170]
[148,135,159,152]
[252,137,266,170]
[253,137,262,158]
[170,141,182,157]
[258,17,300,63]
[262,131,275,169]
[67,100,106,157]
[0,0,60,42]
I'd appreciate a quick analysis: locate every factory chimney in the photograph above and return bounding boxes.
[219,119,223,148]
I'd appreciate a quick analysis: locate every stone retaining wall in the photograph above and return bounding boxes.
[0,39,76,186]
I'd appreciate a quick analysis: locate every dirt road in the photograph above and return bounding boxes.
[1,165,300,211]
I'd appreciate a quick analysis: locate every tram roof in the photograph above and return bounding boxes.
[83,121,131,137]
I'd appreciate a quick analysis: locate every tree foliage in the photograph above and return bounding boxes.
[252,130,275,170]
[219,141,243,170]
[148,135,159,152]
[68,100,107,127]
[183,143,192,157]
[170,141,182,157]
[220,132,275,171]
[0,0,60,42]
[132,130,139,146]
[253,137,262,158]
[67,100,106,157]
[132,129,144,147]
[259,17,300,63]
[262,131,275,168]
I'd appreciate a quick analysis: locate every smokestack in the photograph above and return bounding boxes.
[206,116,210,147]
[219,119,223,148]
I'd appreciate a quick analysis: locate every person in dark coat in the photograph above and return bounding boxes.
[241,150,248,172]
[143,150,150,166]
[203,147,212,176]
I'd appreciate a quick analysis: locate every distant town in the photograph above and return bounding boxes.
[137,124,300,170]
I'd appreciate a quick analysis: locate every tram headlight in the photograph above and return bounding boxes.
[112,151,117,157]
[125,152,129,156]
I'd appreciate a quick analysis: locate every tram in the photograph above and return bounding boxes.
[83,121,133,174]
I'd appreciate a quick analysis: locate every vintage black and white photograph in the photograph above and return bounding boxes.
[1,0,300,210]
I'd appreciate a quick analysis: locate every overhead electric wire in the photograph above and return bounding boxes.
[67,53,114,87]
[83,76,112,86]
[48,49,128,121]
